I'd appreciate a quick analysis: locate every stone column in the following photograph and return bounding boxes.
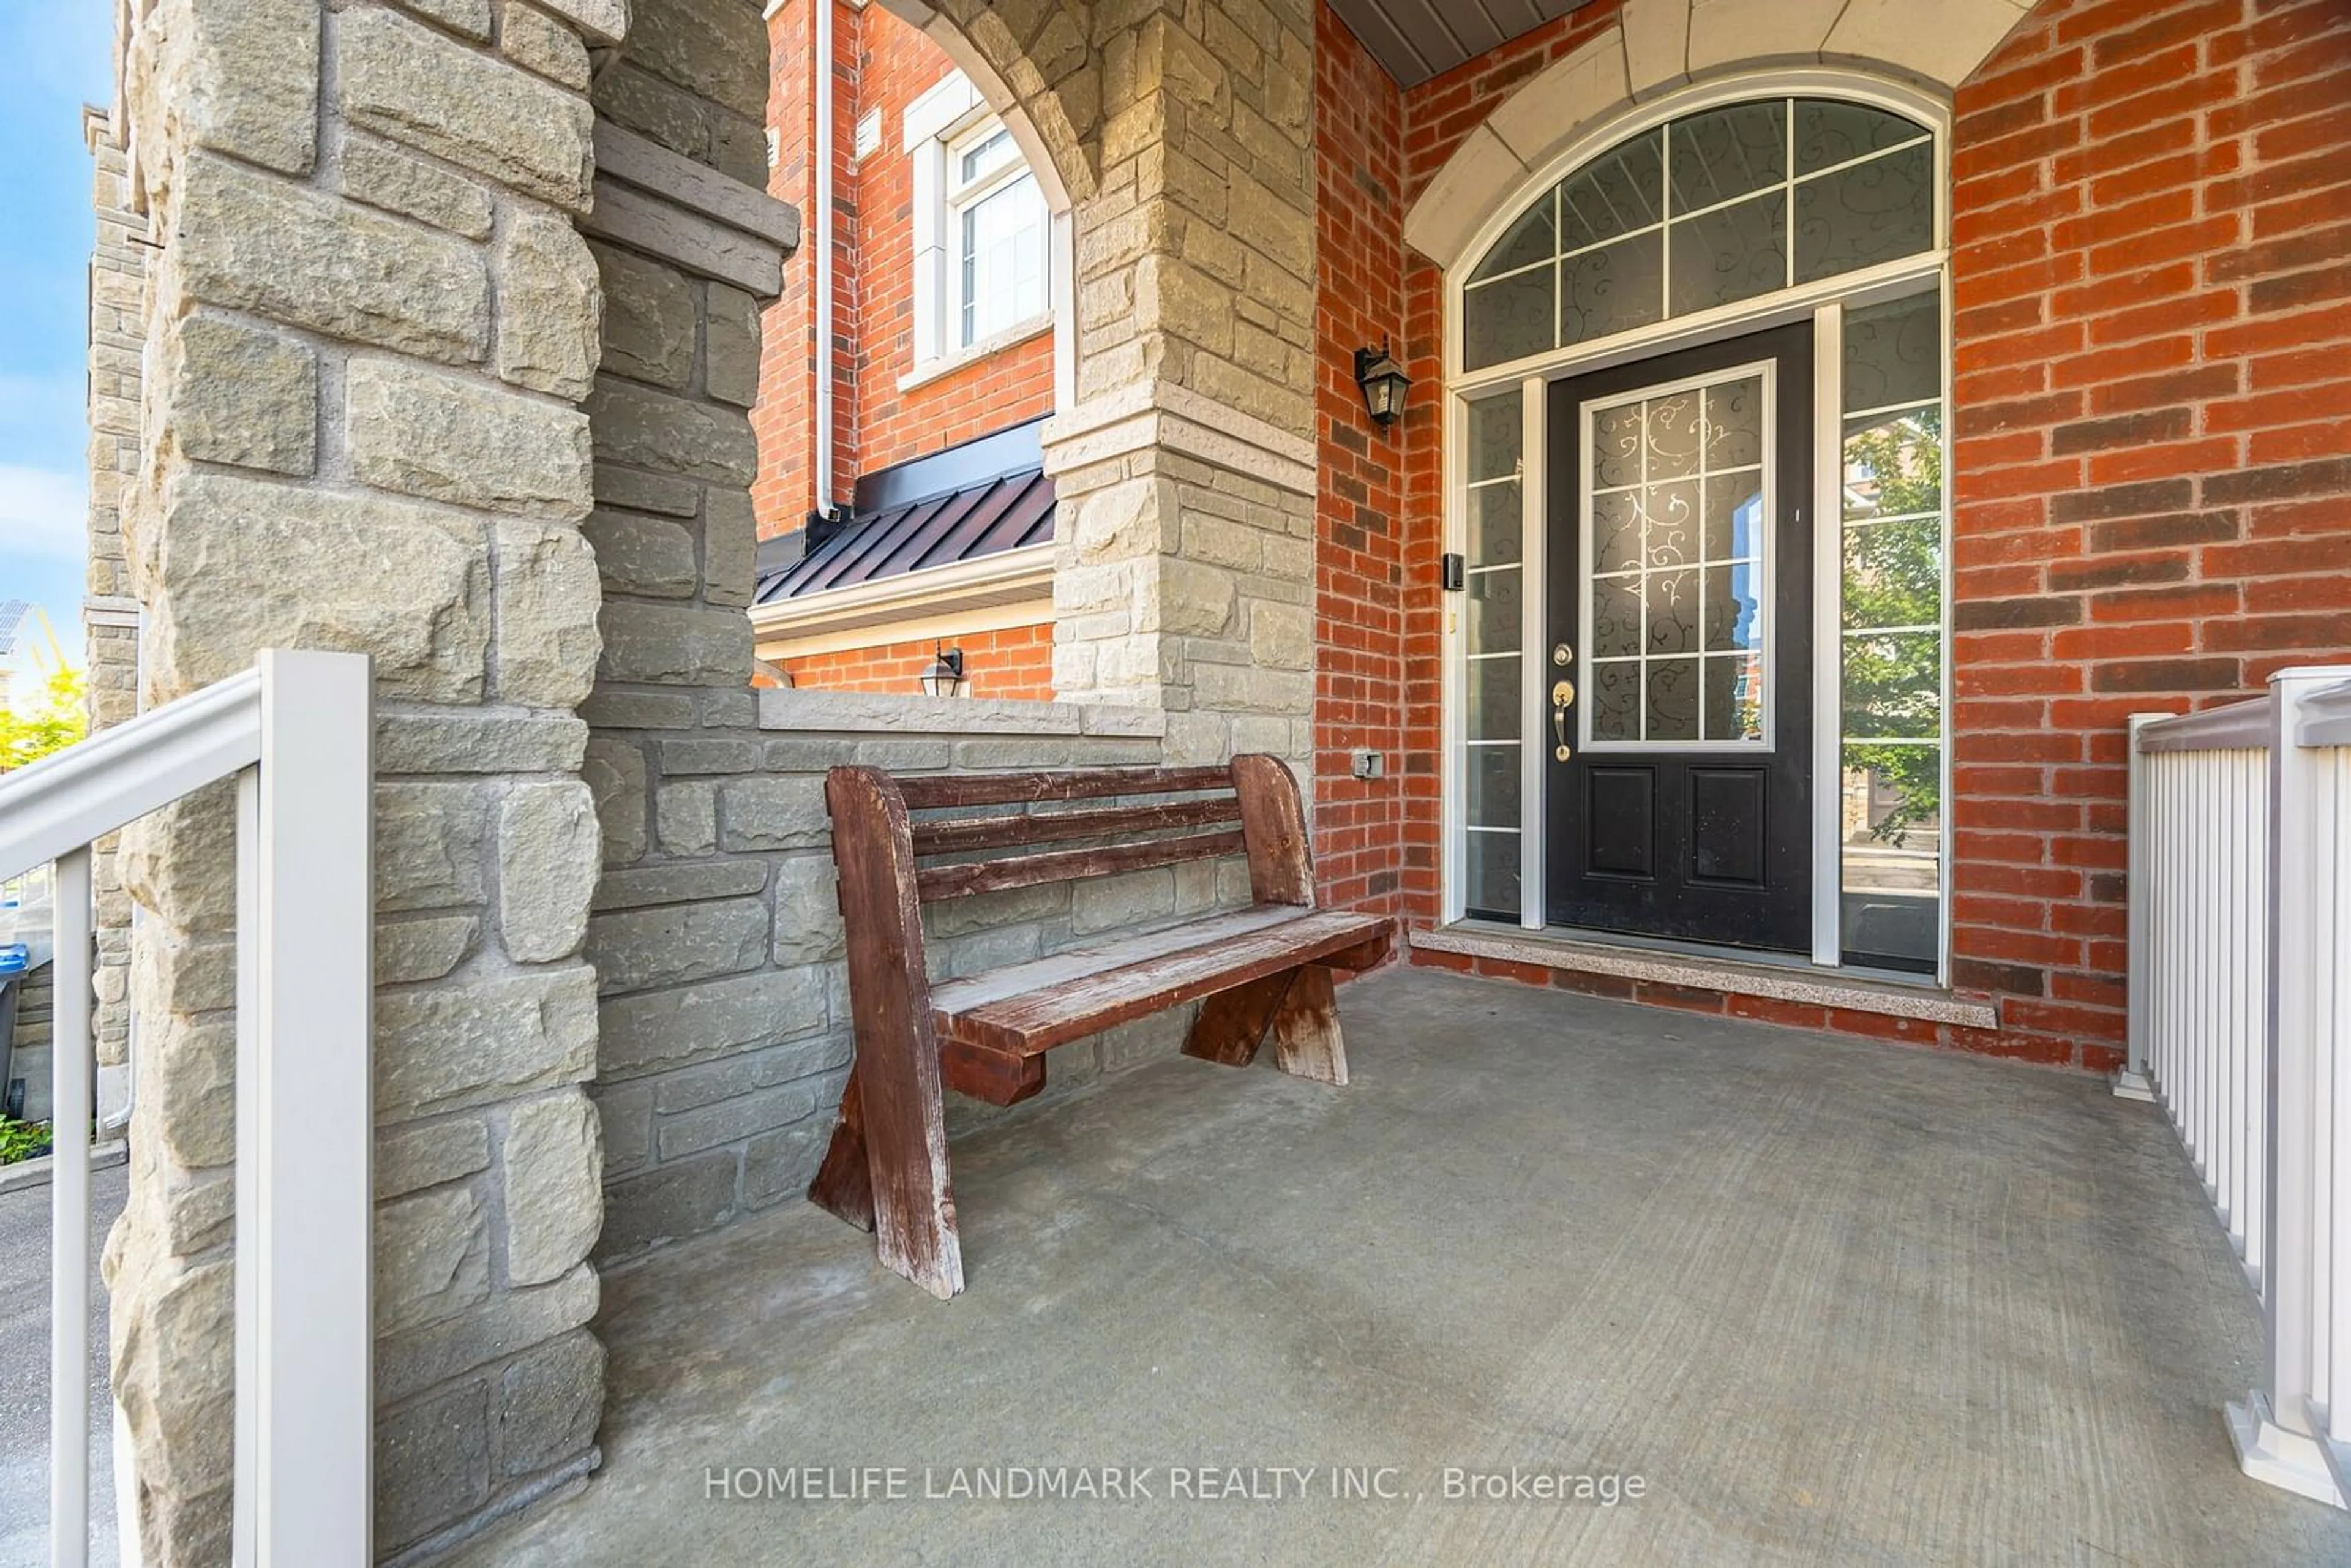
[569,0,820,1263]
[1046,0,1320,770]
[82,106,146,1114]
[106,1,620,1559]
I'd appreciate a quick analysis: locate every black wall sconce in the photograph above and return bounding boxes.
[1354,338,1412,429]
[919,643,967,698]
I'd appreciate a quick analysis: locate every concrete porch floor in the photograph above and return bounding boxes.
[454,967,2351,1566]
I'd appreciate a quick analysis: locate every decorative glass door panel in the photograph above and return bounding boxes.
[1546,324,1815,953]
[1582,371,1771,749]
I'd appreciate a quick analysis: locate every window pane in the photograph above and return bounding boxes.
[1703,377,1764,469]
[1668,190,1787,315]
[959,128,1018,184]
[1558,129,1665,251]
[1669,101,1786,212]
[1473,189,1557,282]
[1466,389,1524,483]
[1466,830,1521,919]
[1561,228,1664,347]
[1842,405,1943,521]
[1592,579,1642,658]
[1842,631,1940,739]
[1702,563,1761,652]
[1842,517,1941,632]
[1468,480,1523,566]
[1793,99,1927,175]
[1467,568,1523,655]
[1702,472,1763,561]
[1843,288,1941,413]
[959,173,1046,345]
[1704,653,1763,741]
[1590,662,1640,740]
[1794,141,1934,285]
[1646,658,1701,740]
[1468,658,1521,741]
[1840,743,1940,971]
[1468,745,1521,828]
[1464,264,1556,370]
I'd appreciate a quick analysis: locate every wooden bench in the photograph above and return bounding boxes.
[806,755,1395,1299]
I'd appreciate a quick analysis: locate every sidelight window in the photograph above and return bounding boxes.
[1837,287,1945,972]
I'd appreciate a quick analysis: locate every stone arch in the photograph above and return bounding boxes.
[877,0,1101,211]
[1404,0,2031,271]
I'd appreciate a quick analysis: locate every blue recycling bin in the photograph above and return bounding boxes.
[0,943,25,1121]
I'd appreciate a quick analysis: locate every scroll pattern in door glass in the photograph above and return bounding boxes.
[1587,372,1767,745]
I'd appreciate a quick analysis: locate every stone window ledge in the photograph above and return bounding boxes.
[758,686,1166,741]
[898,315,1053,394]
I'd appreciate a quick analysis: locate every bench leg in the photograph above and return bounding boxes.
[806,1063,876,1233]
[1270,964,1349,1087]
[1182,964,1350,1086]
[1183,970,1294,1067]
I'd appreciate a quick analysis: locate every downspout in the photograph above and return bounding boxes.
[813,0,835,521]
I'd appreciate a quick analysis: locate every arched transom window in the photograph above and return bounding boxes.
[1463,97,1937,372]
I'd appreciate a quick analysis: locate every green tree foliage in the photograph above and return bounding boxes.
[0,666,89,773]
[1841,407,1942,844]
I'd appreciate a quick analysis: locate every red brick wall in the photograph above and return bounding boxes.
[1312,0,1624,923]
[1313,4,1410,915]
[776,621,1056,699]
[751,4,1056,541]
[1944,0,2351,1068]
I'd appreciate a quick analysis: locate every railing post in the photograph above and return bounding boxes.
[2227,668,2347,1507]
[51,846,92,1567]
[233,650,375,1565]
[2117,713,2162,1101]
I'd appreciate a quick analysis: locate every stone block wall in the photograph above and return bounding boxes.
[103,1,625,1560]
[588,688,1180,1263]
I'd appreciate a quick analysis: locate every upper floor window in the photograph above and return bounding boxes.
[1462,97,1937,372]
[947,122,1048,350]
[904,70,1054,377]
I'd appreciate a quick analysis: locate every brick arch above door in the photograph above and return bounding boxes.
[1403,0,2037,271]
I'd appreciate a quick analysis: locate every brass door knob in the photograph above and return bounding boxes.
[1551,679,1576,707]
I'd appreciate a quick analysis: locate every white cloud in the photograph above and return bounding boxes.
[0,463,88,565]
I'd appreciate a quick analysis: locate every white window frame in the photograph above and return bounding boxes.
[904,72,1052,380]
[1438,69,1954,988]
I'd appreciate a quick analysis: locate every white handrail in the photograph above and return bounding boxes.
[0,667,261,881]
[2136,691,2274,753]
[2129,665,2351,1510]
[6,650,374,1567]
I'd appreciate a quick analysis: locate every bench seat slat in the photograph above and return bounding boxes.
[932,907,1392,1056]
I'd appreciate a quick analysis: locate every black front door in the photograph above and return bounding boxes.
[1544,323,1814,952]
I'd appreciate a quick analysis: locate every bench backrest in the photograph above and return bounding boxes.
[827,754,1315,914]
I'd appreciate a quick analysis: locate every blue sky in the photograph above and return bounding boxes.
[0,1,114,684]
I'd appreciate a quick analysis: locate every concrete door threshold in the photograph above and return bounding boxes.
[1412,922,2000,1030]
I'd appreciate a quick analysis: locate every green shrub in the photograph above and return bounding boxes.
[0,1116,52,1165]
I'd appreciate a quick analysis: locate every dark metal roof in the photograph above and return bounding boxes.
[753,467,1054,604]
[1327,0,1598,88]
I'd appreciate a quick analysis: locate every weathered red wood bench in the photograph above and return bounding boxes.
[806,755,1395,1299]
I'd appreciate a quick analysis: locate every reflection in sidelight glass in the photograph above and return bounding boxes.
[1464,387,1526,918]
[1839,286,1944,972]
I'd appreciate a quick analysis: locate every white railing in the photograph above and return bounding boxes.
[2127,666,2351,1510]
[0,650,375,1566]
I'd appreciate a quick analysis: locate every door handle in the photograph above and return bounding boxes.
[1551,679,1575,760]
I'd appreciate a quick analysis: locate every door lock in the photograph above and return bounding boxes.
[1551,679,1575,760]
[1553,642,1574,667]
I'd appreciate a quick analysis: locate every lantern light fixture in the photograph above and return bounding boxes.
[1354,338,1412,429]
[919,643,967,699]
